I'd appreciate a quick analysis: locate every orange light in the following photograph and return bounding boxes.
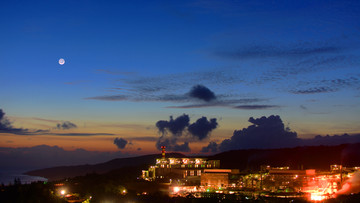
[310,193,325,201]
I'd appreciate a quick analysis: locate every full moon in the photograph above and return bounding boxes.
[58,58,65,65]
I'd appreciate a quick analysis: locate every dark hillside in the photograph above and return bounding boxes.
[210,143,360,170]
[26,153,185,180]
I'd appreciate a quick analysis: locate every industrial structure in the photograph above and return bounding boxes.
[141,146,220,185]
[140,147,360,201]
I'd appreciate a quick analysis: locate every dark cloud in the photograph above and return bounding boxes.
[56,121,77,130]
[155,114,191,152]
[156,114,190,136]
[84,95,128,101]
[172,142,190,152]
[0,109,44,135]
[167,98,269,109]
[188,85,216,102]
[155,138,190,152]
[287,75,360,95]
[300,105,307,110]
[113,138,128,149]
[233,105,280,110]
[0,109,12,130]
[188,117,218,140]
[202,115,360,153]
[155,114,218,152]
[302,134,360,146]
[216,115,299,151]
[260,55,358,82]
[290,86,336,94]
[200,141,219,153]
[0,109,114,136]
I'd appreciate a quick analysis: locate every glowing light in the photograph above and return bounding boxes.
[58,58,65,65]
[173,187,180,193]
[310,193,325,201]
[60,190,66,195]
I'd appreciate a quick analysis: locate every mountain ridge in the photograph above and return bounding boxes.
[26,143,360,180]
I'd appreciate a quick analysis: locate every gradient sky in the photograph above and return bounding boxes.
[1,0,360,162]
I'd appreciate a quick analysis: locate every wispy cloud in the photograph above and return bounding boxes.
[85,83,274,109]
[290,87,336,94]
[214,44,342,60]
[51,133,115,136]
[233,105,281,110]
[85,95,128,101]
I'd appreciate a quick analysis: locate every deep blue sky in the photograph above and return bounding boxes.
[1,0,360,160]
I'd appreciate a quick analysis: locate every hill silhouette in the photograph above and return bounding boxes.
[209,143,360,171]
[26,153,185,180]
[26,143,360,180]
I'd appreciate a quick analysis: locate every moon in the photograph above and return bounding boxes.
[58,58,65,65]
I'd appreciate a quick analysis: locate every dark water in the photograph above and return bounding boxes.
[0,171,47,185]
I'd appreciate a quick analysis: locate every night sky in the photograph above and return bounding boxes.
[1,0,360,170]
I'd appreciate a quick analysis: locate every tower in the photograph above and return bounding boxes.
[161,146,166,159]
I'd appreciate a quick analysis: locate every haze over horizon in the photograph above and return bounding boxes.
[1,0,360,170]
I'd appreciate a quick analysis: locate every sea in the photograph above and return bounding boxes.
[0,170,47,185]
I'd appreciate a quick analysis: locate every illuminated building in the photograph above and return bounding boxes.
[141,146,220,184]
[141,148,360,201]
[201,169,240,188]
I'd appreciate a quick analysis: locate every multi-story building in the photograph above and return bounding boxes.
[141,146,220,185]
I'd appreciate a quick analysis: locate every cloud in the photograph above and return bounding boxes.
[214,42,342,60]
[51,133,115,136]
[210,115,300,152]
[130,136,158,142]
[202,115,360,153]
[0,109,112,136]
[167,98,269,109]
[188,117,218,140]
[200,141,218,153]
[84,95,128,101]
[290,86,336,94]
[56,121,77,130]
[188,84,216,102]
[156,114,190,136]
[233,105,280,110]
[302,133,360,146]
[155,138,190,152]
[155,114,218,152]
[289,76,360,95]
[0,109,46,135]
[113,138,128,149]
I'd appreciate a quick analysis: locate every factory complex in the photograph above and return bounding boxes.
[141,147,360,201]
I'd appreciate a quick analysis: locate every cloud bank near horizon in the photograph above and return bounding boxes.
[201,115,360,153]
